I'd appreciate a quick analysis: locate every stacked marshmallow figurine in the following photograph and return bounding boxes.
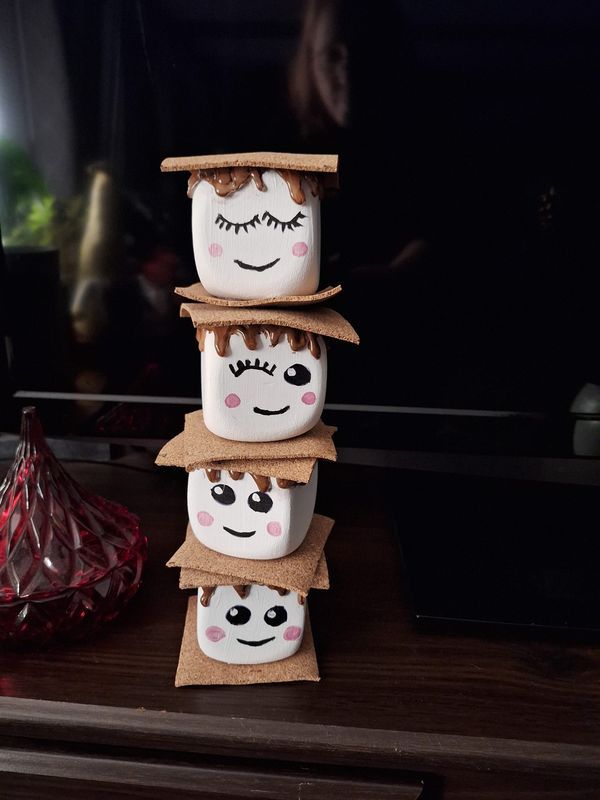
[157,153,358,685]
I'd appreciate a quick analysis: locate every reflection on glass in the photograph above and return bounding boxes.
[0,0,598,431]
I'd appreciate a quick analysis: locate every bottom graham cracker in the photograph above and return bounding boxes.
[175,595,320,687]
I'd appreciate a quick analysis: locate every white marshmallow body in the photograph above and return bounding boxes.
[191,170,320,299]
[201,330,327,442]
[197,584,305,664]
[188,465,318,559]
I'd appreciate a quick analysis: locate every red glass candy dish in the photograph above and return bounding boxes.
[0,407,147,645]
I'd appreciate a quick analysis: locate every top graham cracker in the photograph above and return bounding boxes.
[180,304,360,345]
[160,152,338,174]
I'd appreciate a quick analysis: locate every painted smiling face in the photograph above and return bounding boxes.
[197,584,305,665]
[200,329,327,442]
[191,170,320,299]
[188,465,318,560]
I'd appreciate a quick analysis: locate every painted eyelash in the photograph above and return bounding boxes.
[215,213,261,234]
[229,358,277,378]
[261,211,306,232]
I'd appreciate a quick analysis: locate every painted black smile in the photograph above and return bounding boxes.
[253,405,290,416]
[237,636,276,647]
[223,526,256,538]
[233,258,280,272]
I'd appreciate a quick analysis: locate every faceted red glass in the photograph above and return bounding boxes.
[0,407,147,645]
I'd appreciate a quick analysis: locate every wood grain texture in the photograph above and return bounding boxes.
[0,746,422,799]
[1,457,600,795]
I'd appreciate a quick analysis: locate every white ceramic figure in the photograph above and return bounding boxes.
[191,170,320,299]
[188,465,318,559]
[200,328,327,442]
[197,583,306,665]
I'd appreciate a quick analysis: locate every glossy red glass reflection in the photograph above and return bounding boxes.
[0,407,147,644]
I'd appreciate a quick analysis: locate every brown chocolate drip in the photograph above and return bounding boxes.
[250,474,271,493]
[305,331,321,359]
[195,327,207,352]
[239,326,259,351]
[275,478,297,489]
[201,326,259,357]
[304,173,323,199]
[200,587,216,607]
[267,585,289,596]
[233,584,249,599]
[187,167,322,204]
[213,327,232,357]
[264,326,283,347]
[298,593,306,605]
[198,325,321,359]
[187,172,199,197]
[277,169,305,204]
[203,468,293,490]
[286,327,305,352]
[187,167,265,199]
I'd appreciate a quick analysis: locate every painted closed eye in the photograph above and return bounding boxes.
[215,212,261,234]
[264,606,287,626]
[226,605,251,625]
[248,492,273,513]
[229,358,276,378]
[261,210,306,232]
[284,364,311,386]
[211,484,236,505]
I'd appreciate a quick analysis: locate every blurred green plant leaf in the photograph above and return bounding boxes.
[0,138,56,246]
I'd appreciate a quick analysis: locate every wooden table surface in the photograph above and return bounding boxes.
[1,456,599,799]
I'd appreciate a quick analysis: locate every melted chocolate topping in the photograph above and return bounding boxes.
[187,167,322,204]
[251,474,271,493]
[201,583,305,606]
[201,585,250,606]
[276,478,295,489]
[187,167,265,199]
[196,325,321,359]
[264,586,305,605]
[203,468,298,491]
[267,585,289,596]
[200,586,216,607]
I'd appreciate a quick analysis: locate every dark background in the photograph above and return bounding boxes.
[2,0,600,435]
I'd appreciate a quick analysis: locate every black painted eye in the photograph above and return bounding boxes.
[247,492,273,513]
[211,484,236,505]
[284,364,311,386]
[264,606,288,626]
[226,605,251,625]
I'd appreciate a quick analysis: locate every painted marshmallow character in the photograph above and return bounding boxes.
[198,325,327,442]
[190,168,321,300]
[188,465,318,559]
[197,583,306,665]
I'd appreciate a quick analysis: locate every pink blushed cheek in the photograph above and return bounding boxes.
[292,241,308,257]
[266,521,282,537]
[283,626,302,641]
[301,392,316,405]
[197,511,214,527]
[205,626,225,643]
[225,393,241,408]
[208,243,223,257]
